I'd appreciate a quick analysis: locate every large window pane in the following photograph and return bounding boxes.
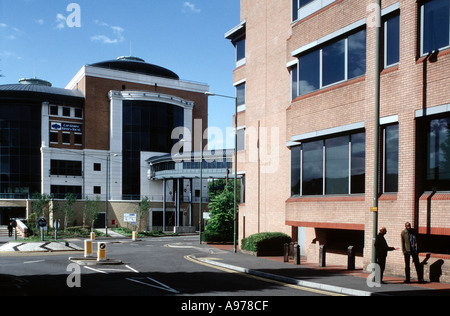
[386,15,400,66]
[351,132,366,194]
[299,50,320,95]
[427,118,450,188]
[236,83,246,106]
[325,136,349,194]
[423,0,450,54]
[322,39,346,86]
[291,146,301,196]
[348,29,367,79]
[236,37,246,61]
[291,65,298,100]
[384,124,399,193]
[302,140,323,195]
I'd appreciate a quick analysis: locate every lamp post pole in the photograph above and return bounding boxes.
[205,92,238,253]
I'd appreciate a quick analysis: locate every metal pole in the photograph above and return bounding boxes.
[105,155,109,237]
[372,0,382,265]
[234,95,238,253]
[199,142,203,244]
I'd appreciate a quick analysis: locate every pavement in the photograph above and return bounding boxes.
[195,244,450,296]
[1,235,450,296]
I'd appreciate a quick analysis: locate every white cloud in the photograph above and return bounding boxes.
[56,13,66,29]
[35,19,45,25]
[183,2,201,13]
[91,20,125,44]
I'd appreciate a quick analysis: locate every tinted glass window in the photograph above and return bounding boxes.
[351,132,366,194]
[302,140,323,195]
[322,39,346,87]
[423,0,450,54]
[384,124,399,192]
[386,15,400,66]
[348,29,367,79]
[291,146,301,196]
[299,50,320,95]
[325,136,349,194]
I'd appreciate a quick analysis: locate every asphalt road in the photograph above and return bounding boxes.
[0,235,339,300]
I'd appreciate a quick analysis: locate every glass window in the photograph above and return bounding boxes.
[50,131,59,143]
[291,65,298,101]
[74,134,82,146]
[322,39,346,87]
[299,50,320,95]
[384,124,399,193]
[302,140,323,195]
[351,132,366,194]
[237,128,246,152]
[291,146,301,196]
[325,136,349,194]
[385,15,400,67]
[300,0,315,7]
[62,133,70,144]
[422,0,450,55]
[236,37,246,62]
[297,29,366,96]
[236,83,246,107]
[292,0,299,21]
[62,107,71,117]
[427,118,450,189]
[50,105,58,116]
[74,108,83,118]
[348,29,367,79]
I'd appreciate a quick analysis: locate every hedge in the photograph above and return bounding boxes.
[241,232,291,256]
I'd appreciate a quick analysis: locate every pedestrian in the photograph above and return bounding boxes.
[7,221,13,237]
[374,227,397,283]
[401,222,425,283]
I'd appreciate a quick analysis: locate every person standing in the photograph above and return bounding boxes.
[7,221,13,237]
[401,222,424,283]
[374,227,397,283]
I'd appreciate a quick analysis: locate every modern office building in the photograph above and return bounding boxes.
[227,0,450,281]
[0,56,230,231]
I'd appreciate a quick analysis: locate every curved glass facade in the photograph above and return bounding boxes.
[0,102,41,198]
[122,100,184,200]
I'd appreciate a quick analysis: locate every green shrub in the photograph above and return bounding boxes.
[241,232,291,255]
[202,231,233,243]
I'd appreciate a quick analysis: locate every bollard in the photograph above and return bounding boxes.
[97,242,107,262]
[132,231,138,241]
[84,240,92,258]
[90,232,95,240]
[293,243,301,265]
[319,245,326,267]
[289,242,294,260]
[347,245,355,270]
[284,243,289,262]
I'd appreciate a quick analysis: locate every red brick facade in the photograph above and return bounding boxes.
[232,0,450,282]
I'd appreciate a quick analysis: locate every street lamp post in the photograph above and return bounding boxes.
[205,92,238,253]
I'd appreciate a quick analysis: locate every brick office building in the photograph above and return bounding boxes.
[0,56,212,231]
[226,0,450,281]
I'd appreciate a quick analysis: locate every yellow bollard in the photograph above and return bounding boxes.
[90,232,95,240]
[97,242,106,262]
[132,231,138,241]
[84,240,92,258]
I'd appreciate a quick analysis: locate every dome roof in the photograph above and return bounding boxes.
[89,56,179,80]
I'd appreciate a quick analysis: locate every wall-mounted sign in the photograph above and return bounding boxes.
[51,122,82,132]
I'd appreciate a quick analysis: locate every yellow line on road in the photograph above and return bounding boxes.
[184,255,345,296]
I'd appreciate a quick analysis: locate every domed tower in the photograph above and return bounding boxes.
[66,56,209,201]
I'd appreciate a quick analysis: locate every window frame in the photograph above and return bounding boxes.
[290,130,366,197]
[420,0,450,56]
[292,28,366,98]
[384,13,400,68]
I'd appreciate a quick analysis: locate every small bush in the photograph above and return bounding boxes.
[201,231,233,243]
[241,232,291,256]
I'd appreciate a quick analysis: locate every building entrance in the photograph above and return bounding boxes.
[0,207,26,225]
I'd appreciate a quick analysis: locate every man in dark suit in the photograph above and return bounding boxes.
[375,227,397,283]
[401,222,424,283]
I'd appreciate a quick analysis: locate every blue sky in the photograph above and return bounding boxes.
[0,0,240,149]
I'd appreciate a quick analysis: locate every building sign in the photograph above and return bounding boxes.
[51,122,82,132]
[124,213,137,223]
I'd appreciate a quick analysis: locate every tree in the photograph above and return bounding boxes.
[63,193,77,231]
[136,196,150,232]
[204,181,240,242]
[29,193,51,234]
[83,196,101,230]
